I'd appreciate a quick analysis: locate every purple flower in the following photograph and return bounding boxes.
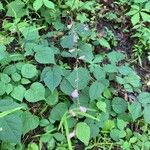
[69,130,75,138]
[80,106,87,113]
[71,89,79,98]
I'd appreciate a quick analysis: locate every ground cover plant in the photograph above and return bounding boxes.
[0,0,150,149]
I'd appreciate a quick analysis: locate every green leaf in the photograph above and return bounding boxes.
[60,34,75,49]
[98,38,110,49]
[107,51,125,64]
[103,64,118,73]
[144,104,150,124]
[43,66,62,92]
[0,45,6,61]
[67,67,90,90]
[11,72,21,82]
[0,81,6,96]
[22,26,39,41]
[93,66,106,80]
[76,122,90,146]
[60,79,74,95]
[21,111,39,134]
[78,43,94,61]
[0,114,22,143]
[45,89,58,106]
[11,85,26,102]
[6,0,26,18]
[141,12,150,22]
[50,103,68,121]
[117,119,127,130]
[112,97,128,114]
[138,92,150,105]
[96,101,106,113]
[21,64,37,79]
[110,129,120,141]
[131,13,140,25]
[102,120,115,131]
[43,0,55,9]
[33,0,43,11]
[0,73,11,83]
[128,101,142,120]
[35,47,55,64]
[89,79,109,100]
[25,82,45,102]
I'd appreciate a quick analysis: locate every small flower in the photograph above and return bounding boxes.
[75,78,79,82]
[79,55,85,60]
[84,25,89,31]
[69,130,75,138]
[67,23,73,29]
[73,34,79,43]
[69,110,76,117]
[69,48,76,53]
[80,106,87,113]
[71,89,79,98]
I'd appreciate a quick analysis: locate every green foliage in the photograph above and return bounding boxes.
[0,0,149,150]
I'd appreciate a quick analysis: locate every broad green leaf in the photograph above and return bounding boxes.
[117,119,127,130]
[0,81,6,96]
[118,66,133,75]
[76,122,90,146]
[103,64,118,73]
[60,79,74,95]
[21,64,37,79]
[75,23,91,37]
[78,43,94,61]
[143,104,150,124]
[128,101,142,120]
[35,47,55,64]
[33,0,43,11]
[6,83,13,94]
[110,129,120,141]
[6,0,26,18]
[25,82,45,102]
[0,99,21,112]
[107,51,125,64]
[96,101,106,113]
[22,26,39,41]
[21,111,39,134]
[45,89,58,106]
[50,103,68,121]
[0,114,22,143]
[131,13,140,25]
[43,66,62,92]
[60,34,75,49]
[11,72,21,82]
[89,79,109,100]
[0,73,11,83]
[67,67,90,90]
[98,38,110,49]
[28,143,39,150]
[11,85,26,102]
[93,66,106,80]
[112,97,128,114]
[43,0,55,9]
[138,92,150,104]
[0,45,6,61]
[102,120,115,131]
[141,12,150,22]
